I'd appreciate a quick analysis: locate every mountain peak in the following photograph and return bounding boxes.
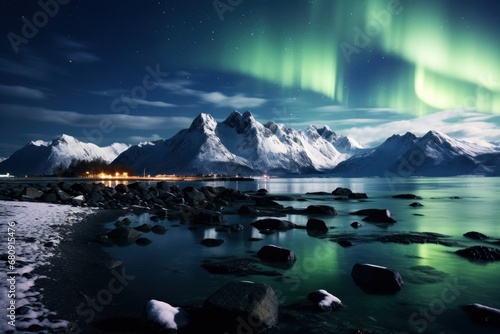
[189,113,217,132]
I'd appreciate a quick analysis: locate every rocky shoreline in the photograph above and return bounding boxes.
[2,180,500,333]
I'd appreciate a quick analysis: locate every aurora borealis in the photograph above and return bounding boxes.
[207,0,500,115]
[0,0,499,156]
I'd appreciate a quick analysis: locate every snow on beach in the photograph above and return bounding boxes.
[0,201,94,333]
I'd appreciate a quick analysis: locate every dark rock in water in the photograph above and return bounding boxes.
[151,225,167,234]
[201,258,280,276]
[306,191,331,195]
[348,193,368,199]
[306,218,328,233]
[255,197,283,208]
[463,231,488,240]
[304,205,338,215]
[215,223,244,233]
[332,187,352,196]
[461,303,500,328]
[393,194,422,199]
[238,205,260,214]
[351,222,363,228]
[257,188,268,195]
[409,202,424,207]
[450,196,461,199]
[251,218,295,231]
[351,208,396,223]
[135,224,152,232]
[191,209,226,225]
[413,213,425,216]
[249,237,263,241]
[203,281,278,333]
[200,238,224,247]
[351,263,403,294]
[455,246,500,261]
[307,289,343,311]
[259,229,275,235]
[257,244,297,267]
[338,239,355,247]
[115,218,133,227]
[136,238,152,246]
[107,227,141,242]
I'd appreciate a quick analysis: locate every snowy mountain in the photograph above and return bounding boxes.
[0,157,7,163]
[309,125,363,154]
[112,111,354,175]
[332,130,499,177]
[0,134,130,176]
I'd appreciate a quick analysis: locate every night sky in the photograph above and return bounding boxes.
[1,0,499,158]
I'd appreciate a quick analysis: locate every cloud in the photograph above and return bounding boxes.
[0,84,46,99]
[200,92,266,109]
[0,104,192,130]
[118,97,177,108]
[342,109,500,147]
[127,134,164,143]
[159,80,267,109]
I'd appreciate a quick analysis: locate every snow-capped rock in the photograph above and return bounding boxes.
[0,134,129,176]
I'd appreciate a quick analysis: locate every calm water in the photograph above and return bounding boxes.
[103,177,500,333]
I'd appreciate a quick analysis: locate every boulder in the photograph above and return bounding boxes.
[151,225,168,234]
[70,183,94,195]
[393,194,422,199]
[256,244,297,266]
[304,205,338,215]
[461,303,500,328]
[136,237,152,246]
[307,289,342,311]
[306,218,329,233]
[251,218,295,231]
[337,239,355,248]
[238,205,260,214]
[115,184,129,193]
[351,209,396,223]
[409,202,424,207]
[255,197,283,207]
[42,192,58,203]
[56,189,72,202]
[351,263,403,294]
[332,187,352,196]
[71,195,86,206]
[350,222,363,228]
[200,238,224,247]
[215,224,244,233]
[463,231,488,240]
[191,209,227,225]
[107,227,142,243]
[142,299,188,333]
[135,224,153,232]
[203,281,278,333]
[22,187,44,199]
[455,246,500,261]
[348,193,368,199]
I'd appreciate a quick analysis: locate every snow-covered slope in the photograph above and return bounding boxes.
[113,111,351,175]
[0,134,129,176]
[332,130,499,177]
[331,132,418,176]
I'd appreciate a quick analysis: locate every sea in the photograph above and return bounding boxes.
[98,176,500,333]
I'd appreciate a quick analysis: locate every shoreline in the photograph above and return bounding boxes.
[35,208,130,334]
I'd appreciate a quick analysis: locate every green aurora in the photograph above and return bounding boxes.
[207,0,500,115]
